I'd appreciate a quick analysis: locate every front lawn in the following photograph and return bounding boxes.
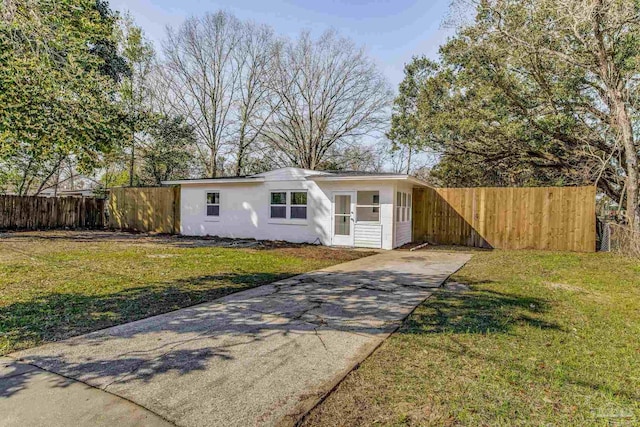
[304,250,640,426]
[0,231,371,355]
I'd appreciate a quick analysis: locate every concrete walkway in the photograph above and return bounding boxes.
[1,251,471,427]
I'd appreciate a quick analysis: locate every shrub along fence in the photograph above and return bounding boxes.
[0,195,106,230]
[107,186,180,234]
[412,186,597,252]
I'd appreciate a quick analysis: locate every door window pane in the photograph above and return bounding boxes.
[335,195,350,215]
[334,214,350,235]
[334,194,351,236]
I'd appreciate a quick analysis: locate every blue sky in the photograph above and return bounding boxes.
[109,0,454,86]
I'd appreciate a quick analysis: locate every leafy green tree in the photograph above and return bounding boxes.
[391,0,640,228]
[0,0,127,194]
[116,12,155,186]
[138,116,196,185]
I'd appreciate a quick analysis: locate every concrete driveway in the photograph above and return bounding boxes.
[1,250,471,427]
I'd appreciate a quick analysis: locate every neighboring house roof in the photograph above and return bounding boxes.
[161,167,430,186]
[38,188,96,197]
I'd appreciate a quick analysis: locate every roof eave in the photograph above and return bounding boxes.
[308,175,431,186]
[161,177,265,185]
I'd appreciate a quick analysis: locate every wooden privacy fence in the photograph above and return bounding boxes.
[413,186,597,252]
[0,195,105,230]
[108,187,180,234]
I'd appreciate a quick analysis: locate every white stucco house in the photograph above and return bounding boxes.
[162,167,429,250]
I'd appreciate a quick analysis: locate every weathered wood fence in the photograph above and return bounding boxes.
[412,186,597,252]
[107,187,180,234]
[0,195,105,230]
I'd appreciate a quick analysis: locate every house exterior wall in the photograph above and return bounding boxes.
[178,174,399,249]
[393,180,415,248]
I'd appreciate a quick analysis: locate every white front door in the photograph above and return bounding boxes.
[332,191,355,246]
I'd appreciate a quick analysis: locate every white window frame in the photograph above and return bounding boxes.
[396,191,412,223]
[290,191,308,220]
[269,190,308,224]
[355,191,380,224]
[269,191,288,219]
[205,191,220,220]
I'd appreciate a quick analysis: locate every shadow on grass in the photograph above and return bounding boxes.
[401,283,558,336]
[396,282,640,404]
[0,257,468,400]
[0,272,291,354]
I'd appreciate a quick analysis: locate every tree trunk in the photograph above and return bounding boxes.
[615,102,640,229]
[129,129,135,187]
[591,1,639,229]
[236,122,246,176]
[211,147,217,178]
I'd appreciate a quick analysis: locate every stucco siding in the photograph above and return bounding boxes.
[178,169,407,250]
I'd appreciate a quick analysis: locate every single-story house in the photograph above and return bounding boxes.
[162,167,429,249]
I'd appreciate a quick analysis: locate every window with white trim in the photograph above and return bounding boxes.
[270,191,308,220]
[396,191,411,223]
[206,192,220,216]
[356,191,380,222]
[290,192,307,219]
[270,192,287,218]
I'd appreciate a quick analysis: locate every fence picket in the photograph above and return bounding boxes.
[412,186,596,252]
[0,196,105,230]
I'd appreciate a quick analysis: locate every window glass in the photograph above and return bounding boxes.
[270,206,286,218]
[291,192,307,205]
[356,191,380,222]
[206,192,220,217]
[291,206,307,219]
[271,192,286,205]
[207,192,219,204]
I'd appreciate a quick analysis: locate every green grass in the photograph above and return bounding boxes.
[0,231,370,355]
[304,250,640,427]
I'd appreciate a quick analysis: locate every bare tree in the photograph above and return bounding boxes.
[263,30,392,170]
[161,11,241,177]
[230,21,279,176]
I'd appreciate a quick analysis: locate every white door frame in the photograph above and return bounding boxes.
[331,191,356,246]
